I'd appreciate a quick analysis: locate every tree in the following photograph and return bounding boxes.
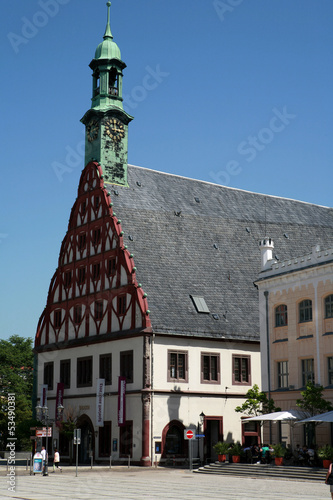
[0,335,34,450]
[58,406,81,465]
[235,384,281,416]
[296,381,333,416]
[296,381,333,446]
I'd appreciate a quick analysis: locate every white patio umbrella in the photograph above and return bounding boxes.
[245,409,308,422]
[298,410,333,423]
[244,410,309,450]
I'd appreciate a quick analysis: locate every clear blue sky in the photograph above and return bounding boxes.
[1,0,332,341]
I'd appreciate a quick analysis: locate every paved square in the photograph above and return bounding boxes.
[0,466,330,499]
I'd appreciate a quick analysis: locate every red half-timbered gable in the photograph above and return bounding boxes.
[35,161,150,347]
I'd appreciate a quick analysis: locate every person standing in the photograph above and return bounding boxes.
[325,462,333,499]
[53,449,62,472]
[41,446,47,475]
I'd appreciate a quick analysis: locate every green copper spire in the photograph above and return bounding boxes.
[104,1,113,40]
[80,1,134,186]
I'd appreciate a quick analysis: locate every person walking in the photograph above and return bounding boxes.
[325,461,333,499]
[53,449,62,472]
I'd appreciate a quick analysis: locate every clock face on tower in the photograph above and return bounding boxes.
[105,118,125,142]
[86,119,99,142]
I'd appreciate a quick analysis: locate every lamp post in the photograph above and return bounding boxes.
[199,412,205,465]
[36,402,64,476]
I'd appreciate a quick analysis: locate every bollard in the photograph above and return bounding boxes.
[91,455,93,469]
[109,456,112,469]
[128,454,130,468]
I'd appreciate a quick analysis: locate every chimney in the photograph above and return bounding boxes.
[259,237,274,271]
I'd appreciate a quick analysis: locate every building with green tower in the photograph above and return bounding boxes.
[34,2,333,466]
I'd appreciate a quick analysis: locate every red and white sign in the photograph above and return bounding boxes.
[184,428,196,440]
[36,427,52,437]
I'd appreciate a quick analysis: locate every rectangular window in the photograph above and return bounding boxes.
[77,356,93,387]
[119,421,133,458]
[78,233,86,250]
[118,295,127,315]
[92,228,101,245]
[100,354,112,385]
[275,305,288,327]
[92,263,100,280]
[64,271,72,288]
[95,196,100,209]
[78,267,86,284]
[299,299,313,323]
[54,310,62,329]
[99,421,111,457]
[74,305,82,324]
[108,258,116,276]
[325,295,333,319]
[95,301,103,320]
[60,359,71,389]
[81,201,86,215]
[201,353,220,383]
[168,351,188,382]
[232,355,251,385]
[120,351,133,384]
[301,358,314,386]
[277,361,289,389]
[44,362,54,390]
[328,357,333,385]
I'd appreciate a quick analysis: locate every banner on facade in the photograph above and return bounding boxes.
[40,384,48,407]
[55,382,64,423]
[96,378,105,427]
[118,376,126,427]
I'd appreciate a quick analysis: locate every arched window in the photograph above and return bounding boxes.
[275,304,288,327]
[325,294,333,318]
[299,299,312,323]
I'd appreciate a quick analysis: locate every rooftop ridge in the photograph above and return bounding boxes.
[127,164,332,210]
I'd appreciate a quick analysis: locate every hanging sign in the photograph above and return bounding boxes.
[96,378,105,427]
[118,376,126,427]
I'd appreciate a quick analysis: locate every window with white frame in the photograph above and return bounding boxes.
[301,358,314,386]
[299,299,312,323]
[277,361,289,389]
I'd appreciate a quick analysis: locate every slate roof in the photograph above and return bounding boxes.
[106,165,333,342]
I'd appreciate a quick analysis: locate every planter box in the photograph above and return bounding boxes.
[232,455,241,463]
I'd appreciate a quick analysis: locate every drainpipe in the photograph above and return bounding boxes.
[264,290,272,443]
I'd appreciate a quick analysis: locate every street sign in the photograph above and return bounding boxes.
[36,428,52,437]
[196,434,205,438]
[184,429,196,440]
[74,428,81,445]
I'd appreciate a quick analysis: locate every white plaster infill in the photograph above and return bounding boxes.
[262,245,333,278]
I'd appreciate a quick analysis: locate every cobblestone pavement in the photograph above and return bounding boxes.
[0,466,330,500]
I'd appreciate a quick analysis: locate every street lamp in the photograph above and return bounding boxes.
[36,402,64,476]
[199,412,205,430]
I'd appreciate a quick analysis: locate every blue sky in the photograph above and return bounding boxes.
[1,0,332,341]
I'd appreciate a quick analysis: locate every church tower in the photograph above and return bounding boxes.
[81,1,133,186]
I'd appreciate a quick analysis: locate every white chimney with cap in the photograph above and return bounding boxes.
[259,237,274,271]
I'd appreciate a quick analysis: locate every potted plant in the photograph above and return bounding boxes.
[213,441,230,462]
[229,442,243,463]
[318,445,333,469]
[272,443,286,466]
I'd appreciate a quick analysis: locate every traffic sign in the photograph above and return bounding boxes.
[184,428,196,440]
